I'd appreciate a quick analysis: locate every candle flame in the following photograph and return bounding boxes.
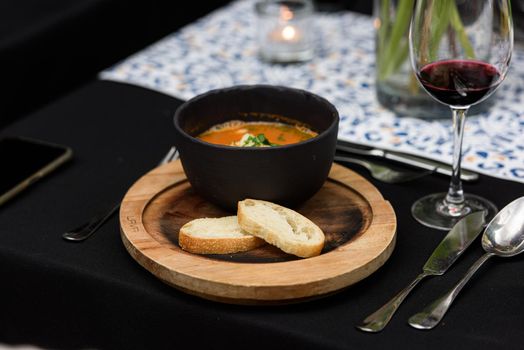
[281,25,296,41]
[373,18,381,30]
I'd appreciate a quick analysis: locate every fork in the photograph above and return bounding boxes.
[62,147,179,242]
[334,155,434,184]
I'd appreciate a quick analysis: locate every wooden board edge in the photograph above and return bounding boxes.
[119,160,398,303]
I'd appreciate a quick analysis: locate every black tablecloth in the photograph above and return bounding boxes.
[0,80,523,350]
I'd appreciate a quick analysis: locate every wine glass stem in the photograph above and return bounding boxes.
[442,106,469,216]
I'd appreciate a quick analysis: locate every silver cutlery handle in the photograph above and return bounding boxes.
[384,152,479,182]
[63,203,120,241]
[408,252,494,330]
[336,142,479,182]
[62,147,178,242]
[357,272,428,332]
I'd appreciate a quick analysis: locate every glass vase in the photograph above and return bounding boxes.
[374,0,493,119]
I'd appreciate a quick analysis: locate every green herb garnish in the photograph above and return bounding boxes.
[240,133,278,147]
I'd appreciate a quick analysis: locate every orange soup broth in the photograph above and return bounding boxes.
[198,121,317,146]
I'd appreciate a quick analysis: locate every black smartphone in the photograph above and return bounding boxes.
[0,136,73,206]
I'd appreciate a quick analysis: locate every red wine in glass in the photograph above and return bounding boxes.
[409,0,512,230]
[417,60,502,107]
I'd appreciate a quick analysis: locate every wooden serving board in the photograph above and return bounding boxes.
[120,160,396,304]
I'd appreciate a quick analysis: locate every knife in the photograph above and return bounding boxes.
[356,210,486,333]
[337,141,479,182]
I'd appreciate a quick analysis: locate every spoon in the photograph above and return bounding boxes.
[408,196,524,330]
[334,156,433,184]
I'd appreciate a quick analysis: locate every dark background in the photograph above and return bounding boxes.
[0,0,229,127]
[0,0,373,128]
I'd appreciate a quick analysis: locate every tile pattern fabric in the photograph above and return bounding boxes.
[100,0,524,183]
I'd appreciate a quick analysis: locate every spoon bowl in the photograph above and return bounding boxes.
[482,197,524,257]
[409,196,524,330]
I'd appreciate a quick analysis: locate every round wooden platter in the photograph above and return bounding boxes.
[120,160,396,305]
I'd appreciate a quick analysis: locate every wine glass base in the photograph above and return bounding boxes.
[411,193,498,230]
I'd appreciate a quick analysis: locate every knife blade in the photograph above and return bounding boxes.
[337,140,479,182]
[356,210,486,333]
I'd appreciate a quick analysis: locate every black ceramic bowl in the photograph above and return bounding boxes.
[173,85,339,211]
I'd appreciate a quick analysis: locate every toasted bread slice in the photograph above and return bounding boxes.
[179,216,265,254]
[237,199,325,258]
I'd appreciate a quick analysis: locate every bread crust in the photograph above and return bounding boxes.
[179,231,264,254]
[178,217,265,254]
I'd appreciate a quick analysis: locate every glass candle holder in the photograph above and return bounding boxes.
[255,0,314,63]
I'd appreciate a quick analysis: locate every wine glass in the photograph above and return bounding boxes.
[409,0,513,230]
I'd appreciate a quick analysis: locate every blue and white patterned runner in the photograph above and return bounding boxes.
[100,0,524,183]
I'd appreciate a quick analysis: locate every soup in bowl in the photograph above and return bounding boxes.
[173,85,339,211]
[198,120,317,147]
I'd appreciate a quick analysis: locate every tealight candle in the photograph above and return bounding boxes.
[255,0,314,63]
